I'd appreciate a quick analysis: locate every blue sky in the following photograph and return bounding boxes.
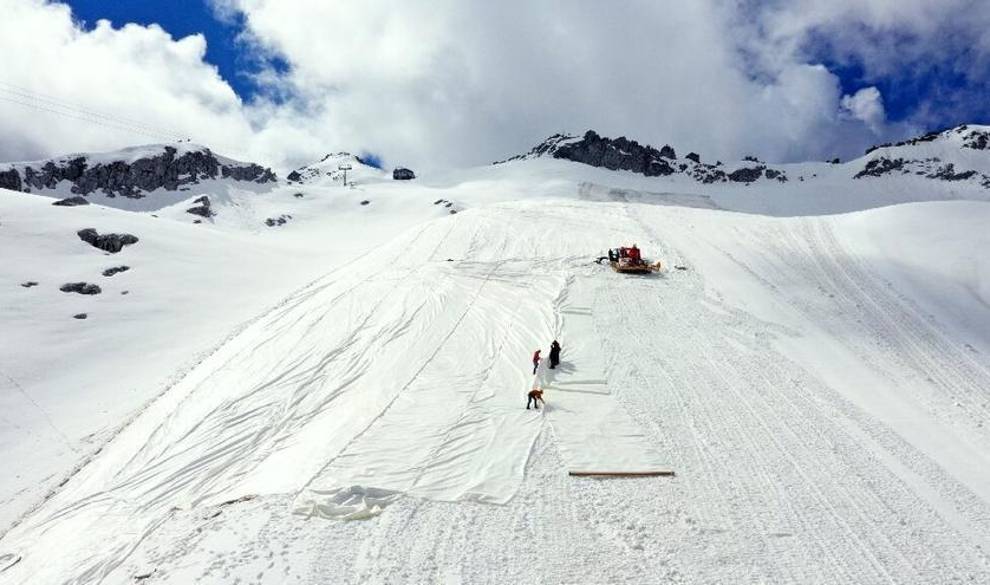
[64,0,986,136]
[6,1,990,168]
[66,0,262,99]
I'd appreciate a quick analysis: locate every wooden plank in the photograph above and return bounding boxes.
[569,470,675,477]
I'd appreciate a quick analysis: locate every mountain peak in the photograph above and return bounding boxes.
[865,124,990,155]
[501,130,789,185]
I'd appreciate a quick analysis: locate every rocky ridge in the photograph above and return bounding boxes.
[854,125,990,188]
[502,130,789,184]
[0,145,276,199]
[864,124,990,155]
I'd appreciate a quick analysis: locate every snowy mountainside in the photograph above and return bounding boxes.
[0,143,277,211]
[286,152,390,186]
[501,125,990,206]
[1,126,990,583]
[2,191,990,584]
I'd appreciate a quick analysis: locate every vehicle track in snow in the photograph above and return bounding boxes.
[707,216,990,540]
[595,207,990,583]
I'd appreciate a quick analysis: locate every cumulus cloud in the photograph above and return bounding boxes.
[841,87,886,133]
[2,0,989,170]
[0,0,257,161]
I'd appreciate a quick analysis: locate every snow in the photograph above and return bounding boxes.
[542,277,670,475]
[1,136,990,584]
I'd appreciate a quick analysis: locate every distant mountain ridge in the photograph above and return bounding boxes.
[504,125,990,189]
[0,144,276,200]
[499,130,790,184]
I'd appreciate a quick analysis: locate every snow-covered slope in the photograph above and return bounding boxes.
[495,125,990,215]
[2,129,990,584]
[285,152,391,187]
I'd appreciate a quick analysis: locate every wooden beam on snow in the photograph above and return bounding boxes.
[568,470,675,477]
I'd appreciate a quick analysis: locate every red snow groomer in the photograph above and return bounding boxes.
[603,245,663,274]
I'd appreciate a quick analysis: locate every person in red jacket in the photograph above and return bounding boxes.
[628,244,642,264]
[532,350,541,375]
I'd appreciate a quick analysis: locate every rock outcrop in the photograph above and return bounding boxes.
[264,215,292,227]
[0,145,276,199]
[77,228,139,253]
[393,167,416,180]
[0,169,22,192]
[185,196,214,218]
[52,196,90,207]
[864,124,990,155]
[502,130,788,184]
[102,266,130,277]
[854,155,990,187]
[551,131,678,177]
[60,282,101,295]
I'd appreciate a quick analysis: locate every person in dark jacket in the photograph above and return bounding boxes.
[549,340,561,369]
[527,388,545,410]
[532,350,541,375]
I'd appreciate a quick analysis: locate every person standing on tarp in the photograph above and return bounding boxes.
[549,340,561,369]
[532,349,541,375]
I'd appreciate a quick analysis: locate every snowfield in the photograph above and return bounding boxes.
[1,147,990,584]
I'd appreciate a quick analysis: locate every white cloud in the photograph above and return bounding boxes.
[841,87,886,133]
[0,0,261,161]
[2,0,988,170]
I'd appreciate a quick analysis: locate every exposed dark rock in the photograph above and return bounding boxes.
[220,164,276,183]
[360,200,370,205]
[862,125,990,155]
[508,131,786,184]
[742,155,762,163]
[293,192,304,198]
[449,209,458,214]
[185,195,213,218]
[433,199,444,205]
[73,313,88,320]
[264,214,292,227]
[77,228,139,253]
[5,147,276,199]
[0,169,23,192]
[854,157,907,179]
[393,167,416,180]
[764,168,788,182]
[928,163,978,181]
[728,167,765,183]
[286,170,303,182]
[551,131,678,177]
[961,128,990,150]
[52,196,90,207]
[21,281,39,288]
[829,158,841,164]
[866,129,943,155]
[60,282,101,295]
[102,266,130,277]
